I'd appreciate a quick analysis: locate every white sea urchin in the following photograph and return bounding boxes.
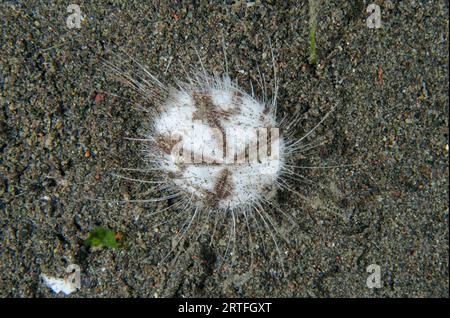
[151,75,282,212]
[104,47,337,272]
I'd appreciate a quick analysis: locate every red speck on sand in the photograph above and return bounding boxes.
[95,94,105,104]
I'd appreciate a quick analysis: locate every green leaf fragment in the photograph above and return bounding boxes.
[84,227,121,249]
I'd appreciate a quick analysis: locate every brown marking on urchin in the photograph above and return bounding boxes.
[175,168,233,208]
[204,168,233,208]
[192,91,243,131]
[192,92,227,161]
[192,91,245,164]
[155,134,182,155]
[192,92,224,133]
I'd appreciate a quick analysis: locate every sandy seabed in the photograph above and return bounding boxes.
[0,1,448,297]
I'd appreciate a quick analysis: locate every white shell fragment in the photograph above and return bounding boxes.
[41,274,78,295]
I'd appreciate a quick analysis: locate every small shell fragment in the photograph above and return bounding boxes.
[41,274,78,295]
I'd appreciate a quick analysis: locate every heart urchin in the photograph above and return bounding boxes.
[103,48,335,274]
[151,75,282,212]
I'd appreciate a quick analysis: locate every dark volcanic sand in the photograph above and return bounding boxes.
[0,1,448,297]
